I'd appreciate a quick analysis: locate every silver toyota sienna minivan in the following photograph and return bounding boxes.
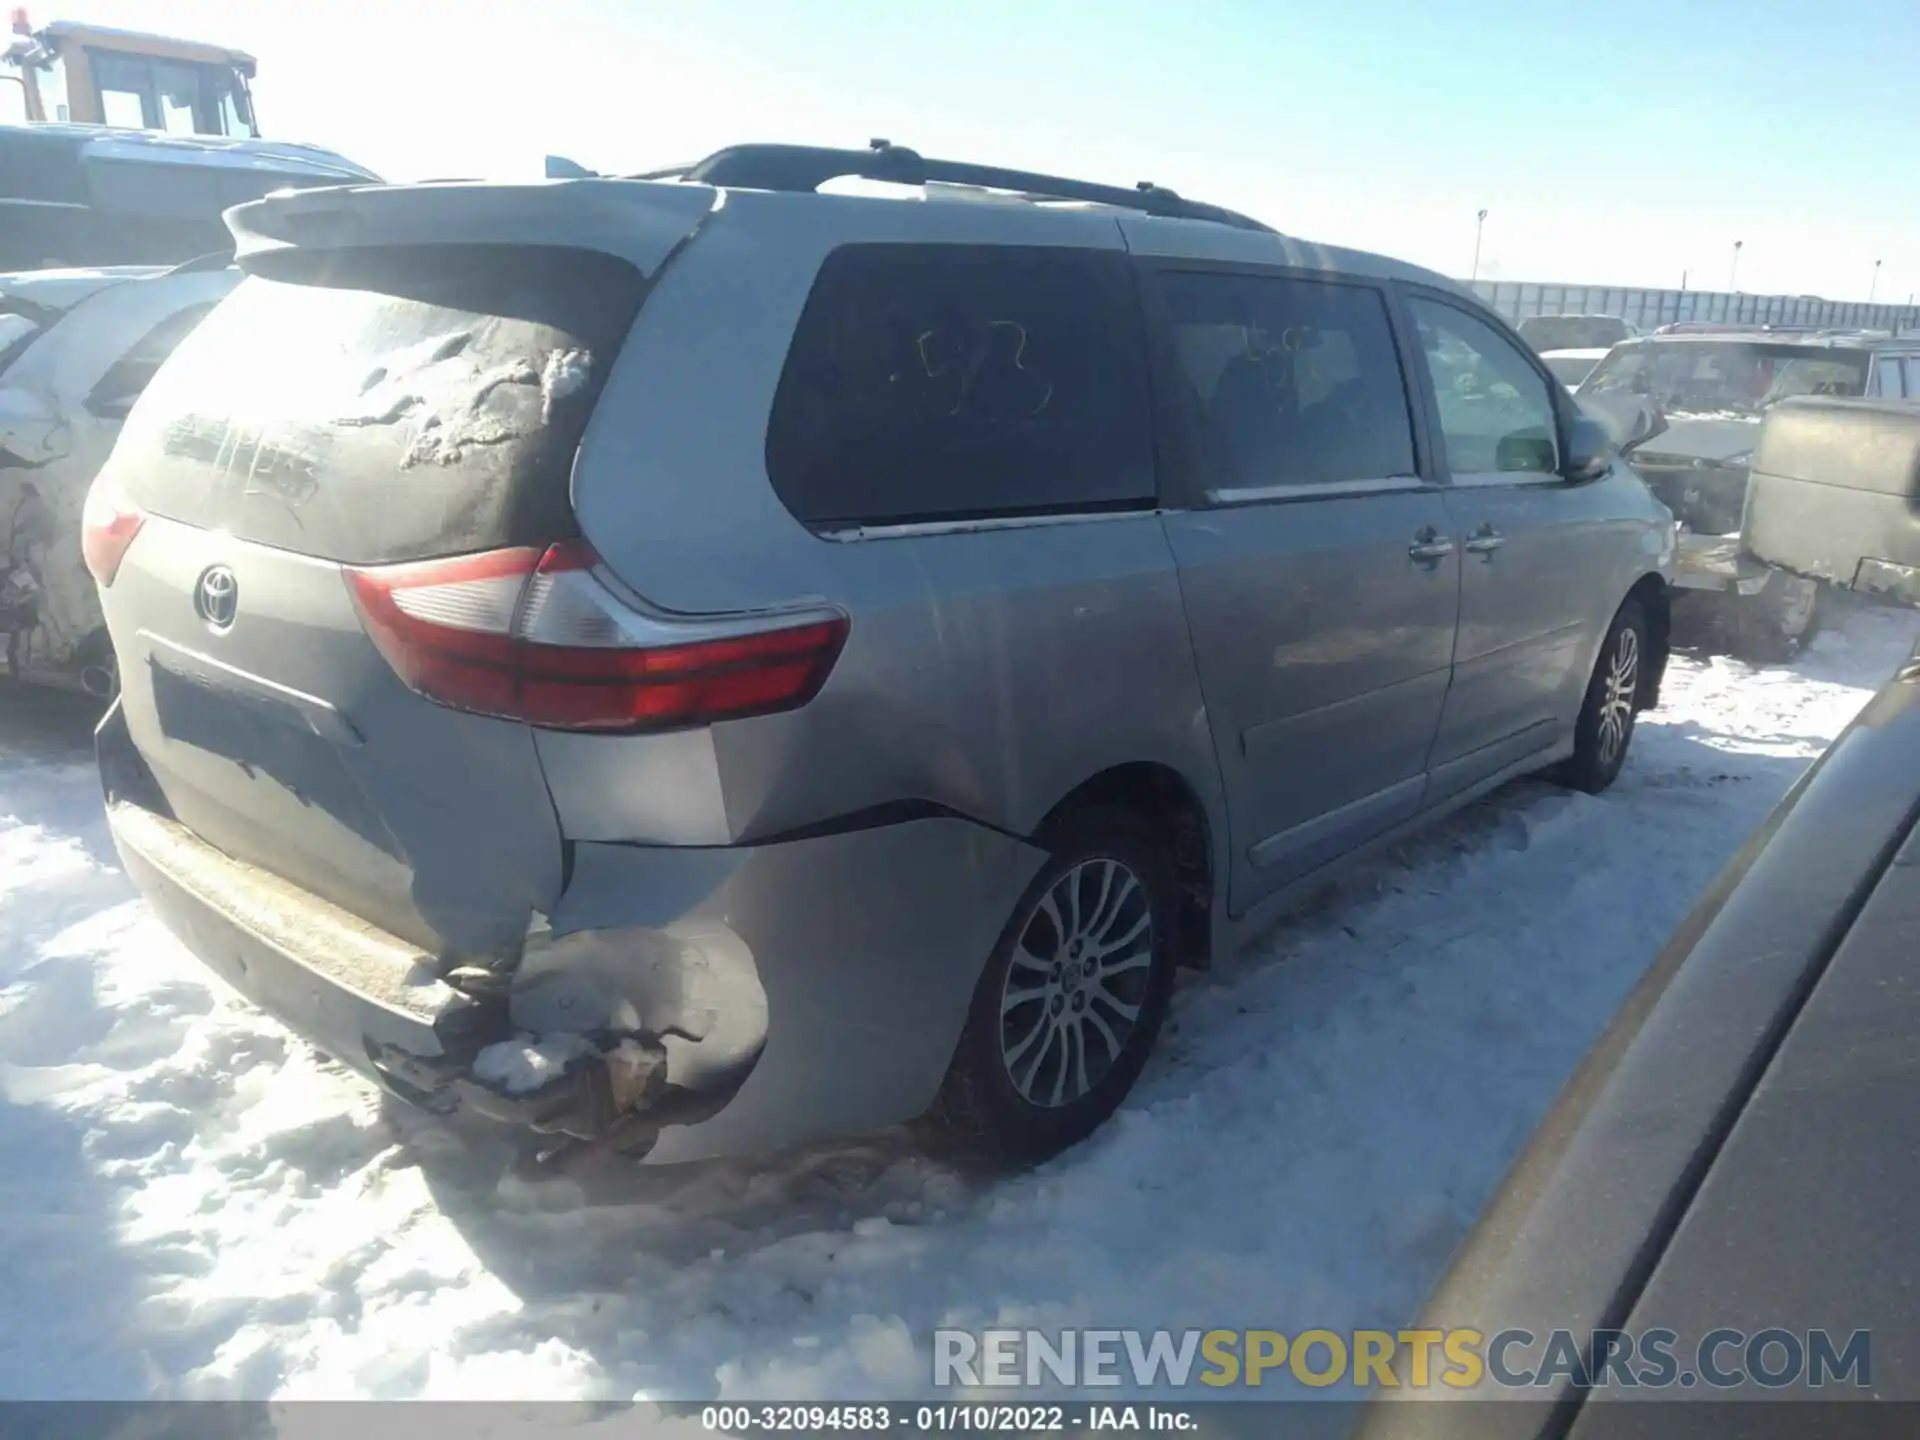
[86,142,1676,1167]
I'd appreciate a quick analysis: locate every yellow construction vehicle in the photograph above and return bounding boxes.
[1,8,376,270]
[2,7,259,136]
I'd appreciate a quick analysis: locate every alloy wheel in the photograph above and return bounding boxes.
[998,857,1155,1109]
[1597,625,1640,767]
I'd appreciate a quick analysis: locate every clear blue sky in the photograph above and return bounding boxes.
[49,0,1920,300]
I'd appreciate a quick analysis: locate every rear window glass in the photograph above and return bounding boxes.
[766,243,1156,529]
[1581,340,1868,418]
[107,245,646,564]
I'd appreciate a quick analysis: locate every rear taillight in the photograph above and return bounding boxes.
[81,485,145,587]
[344,541,849,733]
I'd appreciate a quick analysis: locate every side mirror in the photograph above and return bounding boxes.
[1495,432,1558,473]
[1561,413,1615,481]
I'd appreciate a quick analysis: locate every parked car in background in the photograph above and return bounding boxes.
[1,256,239,696]
[1540,346,1611,391]
[1579,327,1920,660]
[1742,395,1920,607]
[1359,626,1920,1436]
[89,141,1675,1170]
[1517,313,1638,354]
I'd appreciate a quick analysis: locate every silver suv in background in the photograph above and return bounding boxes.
[89,142,1676,1167]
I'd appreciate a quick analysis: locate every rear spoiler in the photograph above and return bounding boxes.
[221,178,721,279]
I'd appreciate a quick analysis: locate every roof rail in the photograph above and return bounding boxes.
[633,139,1276,234]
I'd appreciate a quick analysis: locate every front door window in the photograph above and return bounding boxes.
[1407,297,1560,479]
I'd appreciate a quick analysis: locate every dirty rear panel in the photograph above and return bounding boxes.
[105,519,567,960]
[110,244,645,562]
[96,214,681,962]
[1743,396,1920,604]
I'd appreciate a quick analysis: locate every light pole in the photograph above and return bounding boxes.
[1730,240,1743,292]
[1869,259,1882,304]
[1470,208,1488,282]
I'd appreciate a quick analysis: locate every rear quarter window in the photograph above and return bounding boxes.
[765,243,1156,530]
[106,245,647,564]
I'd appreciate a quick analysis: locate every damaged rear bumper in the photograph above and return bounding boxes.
[103,739,1046,1163]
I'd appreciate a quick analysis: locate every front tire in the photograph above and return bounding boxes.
[1557,597,1648,795]
[927,807,1178,1164]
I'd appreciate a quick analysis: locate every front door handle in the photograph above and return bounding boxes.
[1409,528,1456,564]
[1464,525,1506,556]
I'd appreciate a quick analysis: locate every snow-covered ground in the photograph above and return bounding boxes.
[3,603,1916,1406]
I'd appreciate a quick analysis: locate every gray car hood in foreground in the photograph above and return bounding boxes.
[1357,638,1920,1436]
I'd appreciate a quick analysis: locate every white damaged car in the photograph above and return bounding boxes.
[0,257,239,696]
[1540,346,1613,392]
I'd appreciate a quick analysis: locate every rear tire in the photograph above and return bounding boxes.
[926,806,1178,1165]
[1556,597,1648,795]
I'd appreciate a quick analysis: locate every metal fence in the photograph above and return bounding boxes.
[1462,280,1920,335]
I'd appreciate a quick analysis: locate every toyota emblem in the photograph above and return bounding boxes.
[195,565,239,631]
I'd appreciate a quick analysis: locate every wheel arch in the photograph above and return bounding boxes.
[1628,572,1671,710]
[1031,760,1217,969]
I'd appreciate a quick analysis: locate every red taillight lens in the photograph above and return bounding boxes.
[345,541,848,733]
[81,486,145,587]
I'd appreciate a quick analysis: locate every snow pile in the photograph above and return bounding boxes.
[474,1034,595,1095]
[0,604,1915,1404]
[540,349,593,419]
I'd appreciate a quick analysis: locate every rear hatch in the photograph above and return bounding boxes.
[92,181,717,962]
[1743,395,1920,604]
